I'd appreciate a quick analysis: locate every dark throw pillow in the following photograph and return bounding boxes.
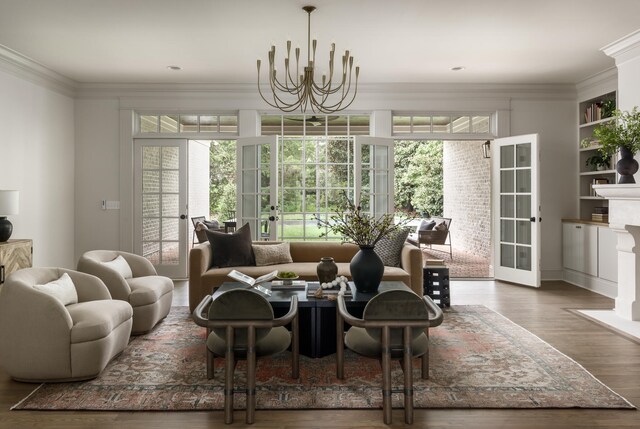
[374,228,411,267]
[205,222,255,268]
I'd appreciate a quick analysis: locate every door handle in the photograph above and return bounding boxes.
[180,214,186,220]
[529,217,536,222]
[268,216,276,221]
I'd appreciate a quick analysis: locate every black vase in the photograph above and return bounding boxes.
[317,257,338,283]
[617,147,639,184]
[350,246,384,293]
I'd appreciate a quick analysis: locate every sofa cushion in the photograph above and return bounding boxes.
[435,221,448,231]
[126,276,174,307]
[374,228,411,267]
[67,300,133,343]
[205,222,255,268]
[416,219,436,233]
[102,255,133,279]
[252,242,293,266]
[33,273,78,306]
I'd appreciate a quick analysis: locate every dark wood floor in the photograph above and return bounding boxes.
[1,280,639,428]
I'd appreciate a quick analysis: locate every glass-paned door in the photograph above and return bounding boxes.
[492,134,540,287]
[355,137,395,216]
[134,139,188,278]
[237,136,278,241]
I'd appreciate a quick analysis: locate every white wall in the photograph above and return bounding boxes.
[68,85,579,279]
[0,68,75,268]
[510,97,577,280]
[74,98,121,261]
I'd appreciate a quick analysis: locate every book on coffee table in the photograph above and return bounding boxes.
[306,282,353,297]
[271,280,307,290]
[227,269,277,287]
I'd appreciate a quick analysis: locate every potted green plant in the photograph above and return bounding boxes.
[585,153,611,171]
[582,107,640,184]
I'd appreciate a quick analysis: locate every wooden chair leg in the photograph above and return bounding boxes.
[224,326,235,424]
[292,313,299,379]
[422,328,429,380]
[336,309,344,379]
[207,347,215,380]
[246,327,256,425]
[403,327,414,424]
[381,326,392,425]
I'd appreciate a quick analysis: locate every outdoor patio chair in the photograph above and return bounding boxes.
[411,217,453,259]
[336,290,443,424]
[193,289,299,424]
[191,216,206,244]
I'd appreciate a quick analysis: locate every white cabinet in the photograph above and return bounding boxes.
[562,222,597,276]
[598,226,618,283]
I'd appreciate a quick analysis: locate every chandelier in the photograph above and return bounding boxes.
[257,5,360,114]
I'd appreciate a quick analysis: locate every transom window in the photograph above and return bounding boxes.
[138,114,238,134]
[393,114,491,135]
[261,114,370,136]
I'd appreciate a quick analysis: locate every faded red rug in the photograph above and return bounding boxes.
[12,306,634,411]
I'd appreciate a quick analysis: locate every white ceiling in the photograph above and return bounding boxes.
[0,0,639,85]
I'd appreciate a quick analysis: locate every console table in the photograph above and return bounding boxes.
[0,239,32,285]
[209,281,412,358]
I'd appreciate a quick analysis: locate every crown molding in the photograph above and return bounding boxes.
[0,44,77,97]
[576,67,618,101]
[601,29,640,64]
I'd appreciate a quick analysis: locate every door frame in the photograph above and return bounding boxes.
[133,138,189,278]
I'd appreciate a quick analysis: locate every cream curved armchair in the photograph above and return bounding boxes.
[77,250,174,334]
[0,268,133,382]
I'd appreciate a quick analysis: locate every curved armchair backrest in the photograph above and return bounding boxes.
[363,289,429,346]
[208,289,274,345]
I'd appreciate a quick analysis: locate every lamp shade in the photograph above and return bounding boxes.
[0,190,19,216]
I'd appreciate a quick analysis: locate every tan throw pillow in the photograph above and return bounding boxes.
[33,273,78,306]
[252,242,293,266]
[102,255,133,279]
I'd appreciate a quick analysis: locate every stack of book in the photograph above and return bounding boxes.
[591,213,609,223]
[306,282,353,298]
[592,207,609,223]
[425,259,446,267]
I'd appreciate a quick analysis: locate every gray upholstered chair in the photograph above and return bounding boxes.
[77,250,173,334]
[336,290,444,424]
[0,267,133,382]
[193,289,299,424]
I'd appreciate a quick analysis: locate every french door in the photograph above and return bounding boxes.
[236,136,279,241]
[492,134,540,287]
[355,137,395,215]
[134,139,188,278]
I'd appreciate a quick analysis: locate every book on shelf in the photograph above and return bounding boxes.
[590,177,610,196]
[271,280,307,290]
[306,282,353,297]
[425,259,446,267]
[591,214,609,222]
[227,269,277,287]
[593,206,609,215]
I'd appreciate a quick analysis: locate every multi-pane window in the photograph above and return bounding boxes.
[138,114,238,134]
[261,114,370,136]
[392,114,491,135]
[278,137,354,241]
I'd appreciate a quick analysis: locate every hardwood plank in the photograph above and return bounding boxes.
[1,280,639,428]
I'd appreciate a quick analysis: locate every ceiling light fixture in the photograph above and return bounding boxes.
[451,66,465,71]
[257,5,360,113]
[167,65,182,71]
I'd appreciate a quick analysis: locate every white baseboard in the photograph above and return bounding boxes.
[541,269,564,281]
[563,269,617,298]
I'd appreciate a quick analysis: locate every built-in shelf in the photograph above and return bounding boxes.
[577,90,617,221]
[580,170,616,176]
[579,117,615,128]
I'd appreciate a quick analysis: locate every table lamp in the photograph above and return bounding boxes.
[0,190,19,242]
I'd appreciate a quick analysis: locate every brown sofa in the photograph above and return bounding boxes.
[188,241,424,311]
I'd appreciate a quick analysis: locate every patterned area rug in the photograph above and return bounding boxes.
[421,247,493,278]
[12,306,633,411]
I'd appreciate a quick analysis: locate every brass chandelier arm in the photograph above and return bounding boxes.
[256,5,359,113]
